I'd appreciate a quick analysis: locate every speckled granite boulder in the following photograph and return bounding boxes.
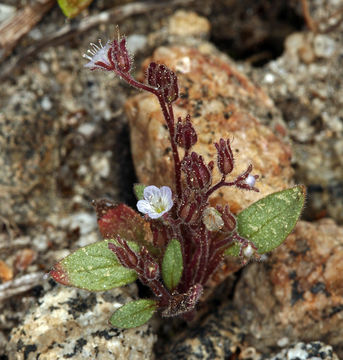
[162,305,244,360]
[161,304,339,360]
[125,45,293,215]
[0,107,61,226]
[253,17,343,223]
[6,284,156,359]
[269,342,339,360]
[233,219,343,357]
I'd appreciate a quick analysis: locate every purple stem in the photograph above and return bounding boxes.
[114,67,183,202]
[156,97,182,199]
[114,68,182,199]
[205,176,235,198]
[144,278,171,307]
[114,70,158,95]
[192,226,209,285]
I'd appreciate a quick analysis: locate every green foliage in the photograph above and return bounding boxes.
[226,185,306,256]
[50,240,137,291]
[134,184,145,200]
[110,299,157,328]
[57,0,93,18]
[162,239,183,290]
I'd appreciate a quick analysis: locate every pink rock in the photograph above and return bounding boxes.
[234,219,343,357]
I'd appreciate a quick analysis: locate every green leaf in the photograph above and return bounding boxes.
[133,184,145,200]
[57,0,93,18]
[225,185,306,256]
[110,299,157,328]
[50,240,137,291]
[162,239,183,290]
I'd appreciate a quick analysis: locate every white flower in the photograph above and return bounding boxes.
[83,40,113,71]
[137,186,173,219]
[245,174,256,187]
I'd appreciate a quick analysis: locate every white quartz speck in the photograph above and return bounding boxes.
[314,35,336,58]
[77,123,97,138]
[90,153,111,178]
[277,337,289,347]
[41,96,52,111]
[264,73,275,84]
[287,344,308,360]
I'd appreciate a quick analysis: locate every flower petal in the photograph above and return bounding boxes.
[143,185,160,201]
[137,200,153,215]
[160,186,173,211]
[84,40,113,71]
[148,211,163,219]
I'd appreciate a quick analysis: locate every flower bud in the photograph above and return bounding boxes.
[162,283,203,317]
[243,244,255,258]
[202,207,224,232]
[147,62,179,103]
[217,205,236,232]
[112,37,131,73]
[144,261,159,280]
[179,200,201,224]
[182,152,212,190]
[245,174,257,187]
[235,164,259,192]
[215,138,234,175]
[108,242,138,269]
[175,115,197,150]
[134,247,160,280]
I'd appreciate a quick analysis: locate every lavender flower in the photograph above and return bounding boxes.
[137,186,173,219]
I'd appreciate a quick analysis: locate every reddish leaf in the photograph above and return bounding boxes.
[93,200,147,245]
[50,262,70,286]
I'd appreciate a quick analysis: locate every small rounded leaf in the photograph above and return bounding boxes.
[110,299,157,328]
[225,185,306,256]
[162,239,183,290]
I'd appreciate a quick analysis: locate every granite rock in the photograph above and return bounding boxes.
[253,21,343,223]
[161,298,339,359]
[233,219,343,357]
[0,10,138,351]
[269,341,339,360]
[126,45,293,215]
[6,284,156,360]
[162,305,244,360]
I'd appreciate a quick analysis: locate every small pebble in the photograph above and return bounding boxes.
[0,260,13,282]
[314,35,336,58]
[41,96,52,111]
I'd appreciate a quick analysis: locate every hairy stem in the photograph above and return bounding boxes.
[167,102,182,199]
[115,70,158,95]
[156,95,182,199]
[193,226,209,285]
[141,277,170,307]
